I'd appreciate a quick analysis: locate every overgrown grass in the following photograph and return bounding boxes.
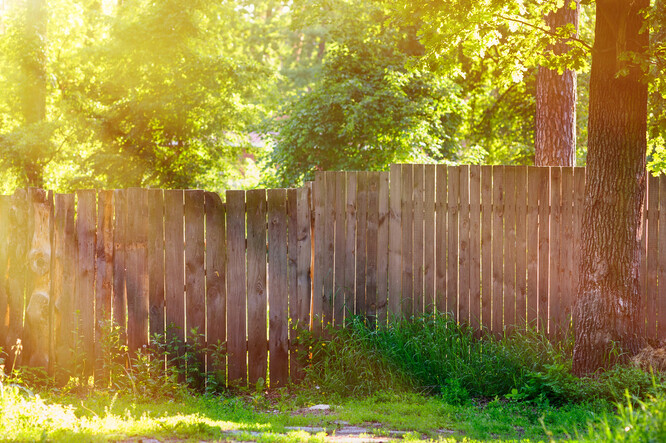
[303,313,663,406]
[1,312,665,441]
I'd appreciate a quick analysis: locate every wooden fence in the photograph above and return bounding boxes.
[1,165,665,386]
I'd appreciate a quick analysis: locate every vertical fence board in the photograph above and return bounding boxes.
[412,166,425,315]
[469,165,481,329]
[549,168,562,337]
[76,190,96,373]
[95,191,114,382]
[527,168,539,327]
[537,168,550,333]
[334,172,346,326]
[638,177,648,339]
[515,167,528,331]
[447,166,459,319]
[164,190,185,358]
[226,190,247,384]
[294,185,312,379]
[5,190,28,360]
[658,177,666,339]
[458,166,470,324]
[323,172,336,326]
[435,166,447,314]
[401,165,414,314]
[205,192,226,382]
[355,172,368,316]
[388,165,402,315]
[481,166,492,330]
[112,190,127,347]
[424,165,436,313]
[287,188,298,380]
[312,174,325,331]
[366,172,380,322]
[53,194,76,376]
[646,175,659,340]
[125,189,149,355]
[268,189,289,387]
[185,190,206,375]
[560,168,574,337]
[147,190,165,342]
[503,167,516,332]
[492,166,504,335]
[246,189,267,385]
[344,174,357,319]
[377,172,390,324]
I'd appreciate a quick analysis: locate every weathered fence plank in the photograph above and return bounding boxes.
[492,166,504,335]
[185,190,206,380]
[293,185,312,379]
[246,189,267,385]
[343,174,357,322]
[334,172,346,326]
[356,172,368,316]
[504,166,516,332]
[388,165,402,315]
[205,192,226,382]
[401,165,414,315]
[125,189,149,355]
[515,167,528,331]
[366,172,380,322]
[647,175,659,340]
[323,172,336,327]
[459,166,470,324]
[469,165,481,329]
[658,176,666,339]
[527,168,539,327]
[268,189,289,387]
[287,188,299,380]
[76,190,96,373]
[0,196,9,349]
[549,167,562,338]
[412,165,425,315]
[112,190,127,348]
[481,166,492,330]
[147,190,165,343]
[447,166,459,319]
[537,168,550,333]
[312,174,325,332]
[377,172,390,324]
[435,165,447,314]
[95,190,114,382]
[561,167,575,337]
[226,190,247,384]
[164,190,185,360]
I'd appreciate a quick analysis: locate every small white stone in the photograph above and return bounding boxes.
[308,404,331,411]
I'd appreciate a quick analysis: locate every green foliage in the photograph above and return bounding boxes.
[585,392,666,442]
[265,0,465,186]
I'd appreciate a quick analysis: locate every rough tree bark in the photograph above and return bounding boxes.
[572,0,649,376]
[535,1,579,167]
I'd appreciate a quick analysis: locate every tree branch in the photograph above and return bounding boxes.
[497,14,593,52]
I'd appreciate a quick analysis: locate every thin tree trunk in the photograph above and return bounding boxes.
[535,1,579,167]
[572,0,649,376]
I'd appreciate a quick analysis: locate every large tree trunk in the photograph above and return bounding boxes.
[535,1,579,167]
[572,0,649,376]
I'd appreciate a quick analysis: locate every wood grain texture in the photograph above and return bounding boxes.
[388,165,402,316]
[312,174,325,332]
[424,165,436,314]
[469,165,481,329]
[412,165,425,316]
[376,172,390,324]
[205,192,226,382]
[344,174,357,321]
[112,190,127,347]
[481,166,492,331]
[447,166,459,320]
[526,168,539,327]
[95,190,114,382]
[549,167,562,338]
[658,176,666,339]
[294,185,312,380]
[645,175,659,340]
[164,190,185,353]
[76,190,96,374]
[458,166,470,324]
[436,166,448,314]
[0,196,8,344]
[323,172,336,326]
[125,189,149,355]
[366,171,380,322]
[401,165,414,315]
[246,189,267,385]
[560,167,574,337]
[492,166,504,335]
[268,189,289,387]
[147,189,165,341]
[356,172,368,316]
[226,190,247,384]
[334,172,346,326]
[537,168,550,333]
[503,166,516,332]
[287,188,298,381]
[515,167,528,331]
